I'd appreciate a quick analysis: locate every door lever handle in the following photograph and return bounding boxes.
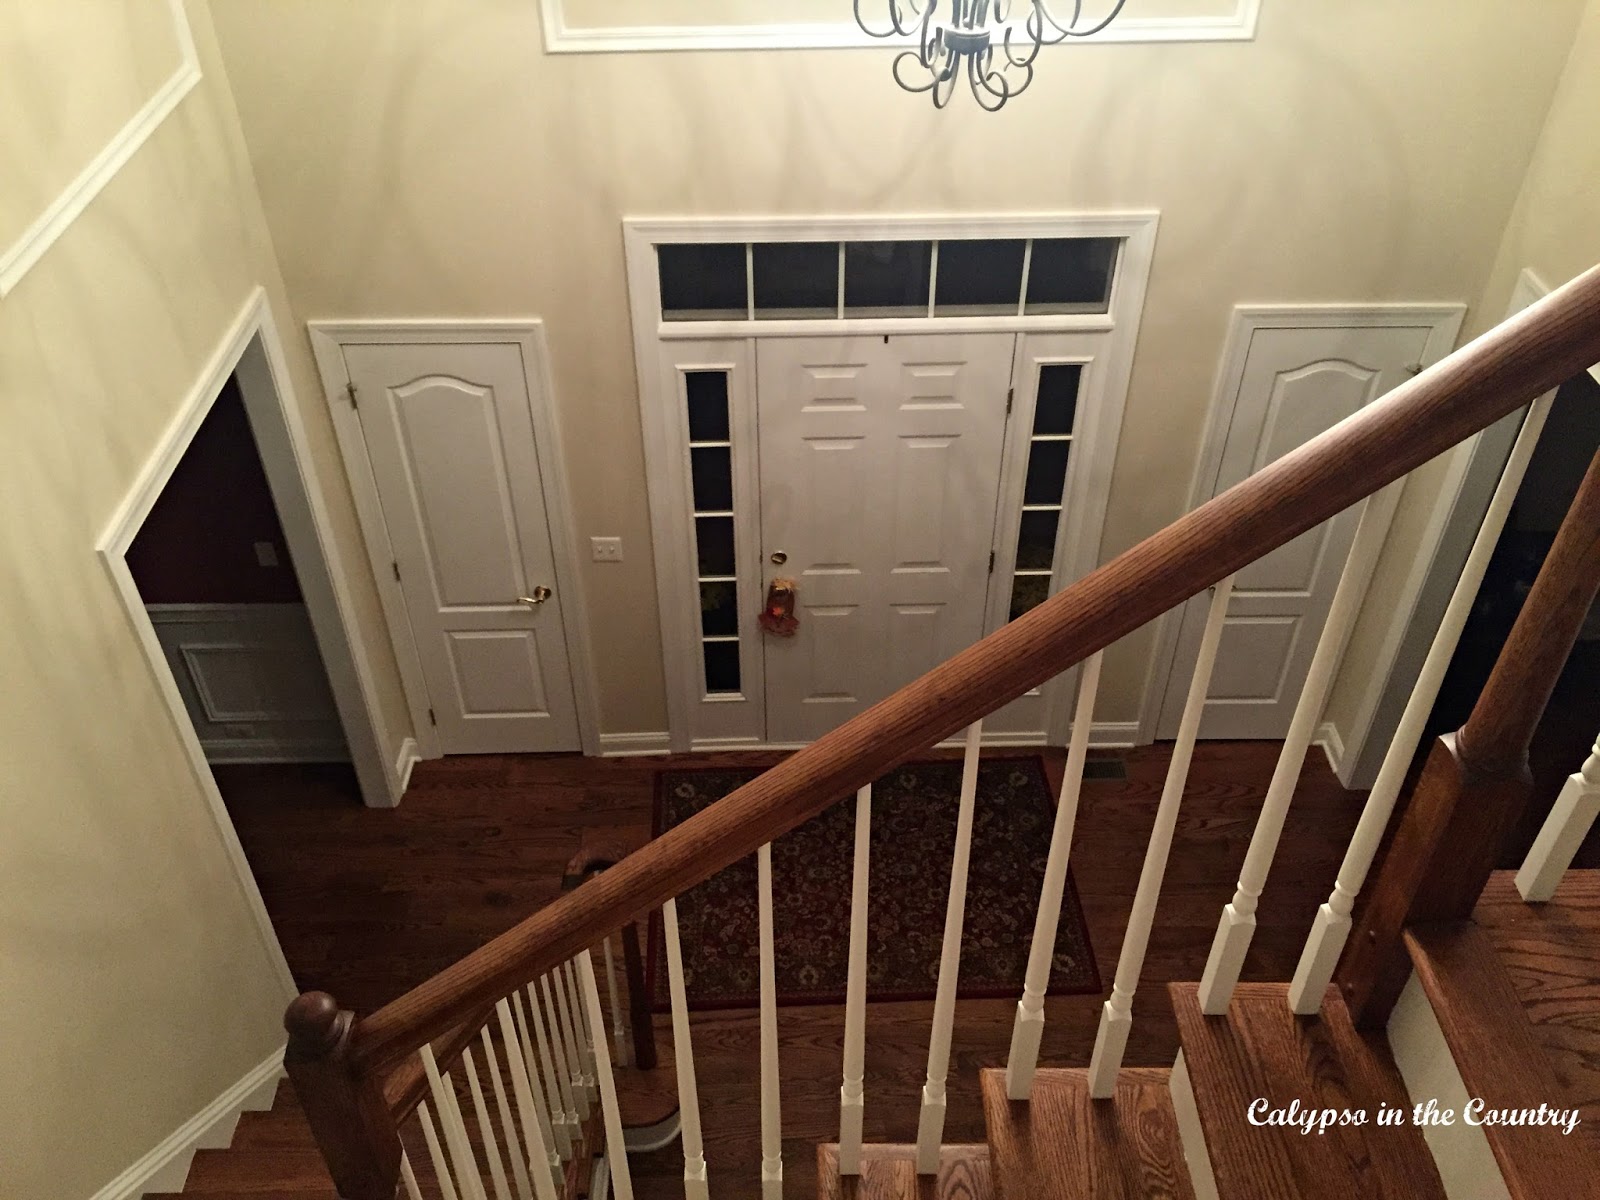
[518,586,553,606]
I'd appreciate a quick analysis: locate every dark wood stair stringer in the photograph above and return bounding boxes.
[1403,919,1600,1197]
[1170,982,1447,1199]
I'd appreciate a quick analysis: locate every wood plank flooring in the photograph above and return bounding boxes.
[215,740,1368,1200]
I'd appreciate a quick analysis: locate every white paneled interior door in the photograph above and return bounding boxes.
[1155,322,1439,740]
[344,342,581,754]
[756,334,1014,743]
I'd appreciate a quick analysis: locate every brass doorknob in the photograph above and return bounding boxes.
[518,586,553,606]
[770,550,788,565]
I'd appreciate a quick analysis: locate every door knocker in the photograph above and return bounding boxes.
[758,578,799,637]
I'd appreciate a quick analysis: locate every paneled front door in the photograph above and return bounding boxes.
[344,342,581,754]
[756,334,1015,743]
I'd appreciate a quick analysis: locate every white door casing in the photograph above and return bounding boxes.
[343,341,582,754]
[757,334,1015,743]
[1152,308,1465,741]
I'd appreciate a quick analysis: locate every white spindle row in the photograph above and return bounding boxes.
[1517,731,1600,901]
[1289,391,1556,1014]
[663,897,711,1199]
[398,954,636,1200]
[1196,486,1401,1015]
[915,720,984,1171]
[1005,653,1102,1099]
[1087,577,1233,1097]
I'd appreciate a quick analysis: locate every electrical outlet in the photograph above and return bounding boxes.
[590,537,623,563]
[253,541,280,568]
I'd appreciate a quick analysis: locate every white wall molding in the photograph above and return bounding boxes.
[1315,720,1346,776]
[394,735,421,791]
[89,1046,283,1200]
[0,0,201,297]
[308,319,605,761]
[600,731,674,757]
[540,0,1259,54]
[1136,301,1469,746]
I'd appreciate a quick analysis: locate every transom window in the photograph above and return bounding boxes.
[658,237,1120,322]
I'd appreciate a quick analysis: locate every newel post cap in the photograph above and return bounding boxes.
[285,991,354,1060]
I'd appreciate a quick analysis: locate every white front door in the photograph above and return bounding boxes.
[756,334,1014,743]
[1156,322,1437,739]
[344,342,581,754]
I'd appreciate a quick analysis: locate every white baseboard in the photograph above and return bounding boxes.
[90,1047,284,1200]
[1315,720,1347,777]
[600,731,674,757]
[391,735,420,803]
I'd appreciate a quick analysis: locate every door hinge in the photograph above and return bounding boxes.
[345,380,358,410]
[428,707,437,726]
[989,551,996,574]
[1006,388,1014,416]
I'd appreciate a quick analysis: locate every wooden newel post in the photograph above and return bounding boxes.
[1338,442,1600,1028]
[284,992,403,1200]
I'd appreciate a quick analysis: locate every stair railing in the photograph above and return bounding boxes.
[284,265,1600,1200]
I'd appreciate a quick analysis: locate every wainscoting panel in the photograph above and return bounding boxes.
[147,603,348,763]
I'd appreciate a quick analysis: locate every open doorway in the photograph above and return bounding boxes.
[1423,368,1600,867]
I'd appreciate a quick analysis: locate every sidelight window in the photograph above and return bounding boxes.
[1009,364,1082,621]
[684,370,742,695]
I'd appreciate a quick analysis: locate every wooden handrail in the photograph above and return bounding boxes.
[338,264,1600,1077]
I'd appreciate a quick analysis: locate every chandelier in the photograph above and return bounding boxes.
[853,1,1129,110]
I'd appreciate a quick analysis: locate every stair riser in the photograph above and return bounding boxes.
[1169,1052,1220,1200]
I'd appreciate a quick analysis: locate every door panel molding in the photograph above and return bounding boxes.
[1137,302,1467,744]
[309,320,602,759]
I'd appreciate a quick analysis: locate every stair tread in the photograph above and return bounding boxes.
[1406,917,1600,1195]
[182,1147,334,1191]
[1473,869,1600,1125]
[979,1067,1194,1200]
[817,1142,991,1200]
[1170,982,1446,1199]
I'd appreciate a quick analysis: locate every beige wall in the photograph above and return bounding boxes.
[0,3,409,1196]
[209,0,1586,734]
[1323,0,1600,754]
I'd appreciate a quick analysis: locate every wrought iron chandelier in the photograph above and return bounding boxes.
[853,0,1129,110]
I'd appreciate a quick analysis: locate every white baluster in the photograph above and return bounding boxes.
[463,1046,512,1200]
[478,1026,534,1200]
[758,842,784,1199]
[523,985,575,1158]
[546,972,592,1121]
[838,784,873,1174]
[1517,733,1600,901]
[496,1000,562,1200]
[603,935,631,1068]
[1088,578,1233,1098]
[579,950,635,1200]
[915,721,984,1172]
[1198,485,1401,1015]
[1006,653,1102,1099]
[418,1099,461,1200]
[663,897,711,1200]
[422,1045,490,1200]
[1289,393,1555,1014]
[507,993,562,1178]
[401,1151,426,1200]
[564,960,600,1103]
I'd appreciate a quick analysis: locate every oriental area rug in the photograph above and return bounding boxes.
[646,756,1102,1011]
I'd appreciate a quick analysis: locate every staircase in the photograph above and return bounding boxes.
[234,266,1600,1200]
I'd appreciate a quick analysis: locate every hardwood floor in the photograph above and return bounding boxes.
[216,740,1368,1199]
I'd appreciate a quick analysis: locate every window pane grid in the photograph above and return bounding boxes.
[1008,362,1086,620]
[659,236,1119,323]
[684,369,742,694]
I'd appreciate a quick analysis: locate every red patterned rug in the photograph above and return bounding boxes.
[645,756,1102,1011]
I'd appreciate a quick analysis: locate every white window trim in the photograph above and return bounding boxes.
[625,211,1159,752]
[541,0,1260,54]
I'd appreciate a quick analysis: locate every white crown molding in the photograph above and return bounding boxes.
[541,0,1260,54]
[0,0,201,297]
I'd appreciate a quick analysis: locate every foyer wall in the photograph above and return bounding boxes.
[0,3,411,1196]
[208,0,1586,734]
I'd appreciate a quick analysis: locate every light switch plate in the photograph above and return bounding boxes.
[591,537,623,563]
